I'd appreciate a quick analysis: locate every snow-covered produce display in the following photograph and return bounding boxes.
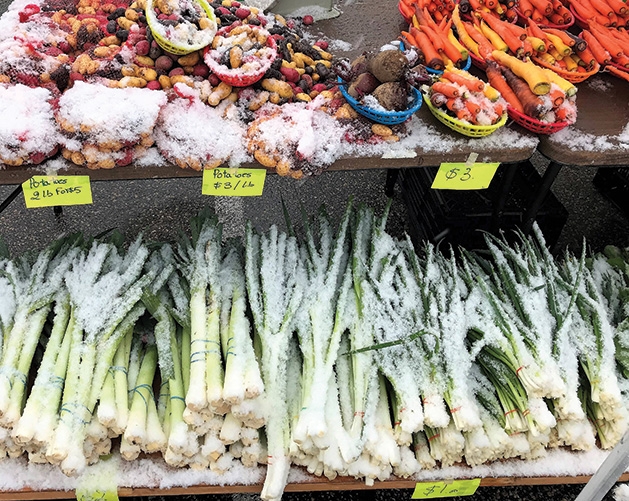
[2,202,629,499]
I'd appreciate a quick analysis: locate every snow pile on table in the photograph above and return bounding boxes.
[0,84,60,166]
[56,82,168,169]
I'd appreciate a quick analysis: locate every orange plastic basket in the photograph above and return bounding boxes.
[532,55,600,83]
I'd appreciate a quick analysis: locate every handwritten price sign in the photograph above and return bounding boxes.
[431,162,500,190]
[22,176,93,208]
[75,489,118,501]
[202,168,266,196]
[411,478,481,499]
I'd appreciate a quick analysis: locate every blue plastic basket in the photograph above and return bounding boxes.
[338,77,423,125]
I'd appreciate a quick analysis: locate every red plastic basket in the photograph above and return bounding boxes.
[203,26,277,87]
[515,8,574,29]
[507,106,570,134]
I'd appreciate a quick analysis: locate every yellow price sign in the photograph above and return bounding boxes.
[202,168,266,196]
[76,488,119,501]
[23,176,93,208]
[412,478,481,499]
[431,162,500,190]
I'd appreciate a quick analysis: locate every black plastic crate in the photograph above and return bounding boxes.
[399,161,568,251]
[593,167,629,218]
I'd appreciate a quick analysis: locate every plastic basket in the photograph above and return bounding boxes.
[338,77,423,124]
[145,0,217,55]
[532,55,600,83]
[203,26,277,87]
[423,95,507,137]
[507,105,569,134]
[515,8,574,29]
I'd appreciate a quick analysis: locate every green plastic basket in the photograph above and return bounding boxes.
[145,0,217,55]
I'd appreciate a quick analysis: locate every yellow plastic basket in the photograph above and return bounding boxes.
[145,0,217,55]
[424,96,508,138]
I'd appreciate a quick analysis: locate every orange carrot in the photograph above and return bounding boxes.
[568,0,598,20]
[505,22,528,40]
[529,0,553,15]
[604,0,628,15]
[412,28,445,69]
[526,19,548,40]
[432,81,462,97]
[479,11,525,55]
[606,64,629,81]
[576,45,597,69]
[465,99,481,116]
[531,8,546,23]
[445,97,464,112]
[519,0,533,18]
[588,0,614,18]
[544,28,576,48]
[549,88,564,106]
[555,106,569,120]
[423,24,464,63]
[463,21,496,59]
[442,70,485,91]
[484,60,525,112]
[399,0,415,19]
[613,54,629,67]
[589,23,624,56]
[582,30,612,64]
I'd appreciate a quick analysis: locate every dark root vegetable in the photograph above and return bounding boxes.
[367,50,408,83]
[372,81,408,111]
[347,72,380,98]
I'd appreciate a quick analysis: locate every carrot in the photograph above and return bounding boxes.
[604,0,628,15]
[521,38,534,57]
[527,35,547,52]
[582,30,612,64]
[411,27,445,69]
[505,22,528,41]
[549,88,564,106]
[613,54,629,67]
[529,0,553,15]
[465,98,481,116]
[589,24,625,57]
[447,29,470,60]
[484,60,525,112]
[491,50,551,94]
[531,8,546,23]
[500,66,546,118]
[538,64,578,95]
[399,0,415,19]
[588,0,614,18]
[442,69,485,91]
[432,81,462,97]
[526,19,548,40]
[544,28,576,48]
[567,0,598,20]
[555,106,569,121]
[463,21,496,59]
[479,11,525,55]
[505,7,518,21]
[426,24,465,63]
[520,0,536,14]
[576,45,597,69]
[445,97,465,112]
[452,6,481,57]
[548,12,566,24]
[561,31,588,52]
[545,33,572,56]
[606,64,629,81]
[478,20,509,51]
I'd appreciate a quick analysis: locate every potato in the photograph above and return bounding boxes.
[372,81,408,111]
[367,50,408,83]
[347,72,380,99]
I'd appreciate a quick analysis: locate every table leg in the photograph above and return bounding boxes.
[385,169,400,198]
[0,185,23,214]
[490,162,518,234]
[522,160,563,234]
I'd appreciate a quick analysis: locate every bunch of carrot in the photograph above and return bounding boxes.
[426,64,507,125]
[452,5,535,59]
[458,0,518,23]
[398,0,456,23]
[517,0,573,27]
[579,21,629,81]
[484,51,577,123]
[525,20,600,75]
[564,0,629,28]
[400,5,470,71]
